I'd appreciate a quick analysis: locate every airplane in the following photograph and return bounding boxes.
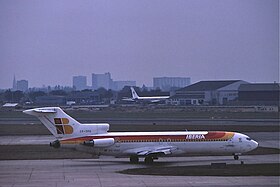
[23,107,258,164]
[122,87,170,103]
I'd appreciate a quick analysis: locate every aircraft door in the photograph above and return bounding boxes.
[159,138,163,145]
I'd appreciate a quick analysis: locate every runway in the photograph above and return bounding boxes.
[0,155,279,187]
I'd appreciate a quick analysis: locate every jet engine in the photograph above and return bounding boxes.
[83,138,115,148]
[50,140,60,148]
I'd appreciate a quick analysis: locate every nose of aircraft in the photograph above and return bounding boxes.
[251,140,258,150]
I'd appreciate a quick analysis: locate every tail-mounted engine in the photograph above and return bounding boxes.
[83,138,115,148]
[50,140,61,148]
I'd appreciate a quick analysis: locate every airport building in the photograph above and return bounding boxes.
[73,76,87,91]
[238,83,280,106]
[67,91,101,105]
[168,80,248,105]
[153,77,191,91]
[35,96,66,105]
[92,73,112,90]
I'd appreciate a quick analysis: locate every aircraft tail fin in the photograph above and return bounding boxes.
[23,107,80,139]
[130,87,139,99]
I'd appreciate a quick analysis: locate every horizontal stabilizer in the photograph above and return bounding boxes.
[33,108,56,113]
[23,108,56,115]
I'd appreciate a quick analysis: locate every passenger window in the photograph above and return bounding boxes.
[246,138,252,141]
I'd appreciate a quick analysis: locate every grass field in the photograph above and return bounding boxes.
[0,108,279,135]
[0,108,279,119]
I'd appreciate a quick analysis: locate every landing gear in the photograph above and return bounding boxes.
[129,156,139,164]
[144,156,154,164]
[129,156,157,164]
[234,155,239,160]
[50,140,60,148]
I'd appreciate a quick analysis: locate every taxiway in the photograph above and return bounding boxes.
[0,155,279,187]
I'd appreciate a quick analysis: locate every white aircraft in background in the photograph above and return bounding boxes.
[122,87,170,103]
[23,107,258,164]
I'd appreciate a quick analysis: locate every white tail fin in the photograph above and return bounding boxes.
[23,107,81,139]
[130,87,139,99]
[24,107,110,139]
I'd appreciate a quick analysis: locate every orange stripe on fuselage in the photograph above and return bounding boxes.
[205,131,234,140]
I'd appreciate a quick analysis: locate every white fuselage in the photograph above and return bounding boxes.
[126,87,170,103]
[135,96,170,100]
[60,131,258,157]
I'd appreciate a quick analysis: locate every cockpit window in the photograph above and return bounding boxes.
[246,138,252,141]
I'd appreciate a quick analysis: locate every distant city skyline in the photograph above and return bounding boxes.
[0,0,279,89]
[5,71,279,90]
[9,73,191,90]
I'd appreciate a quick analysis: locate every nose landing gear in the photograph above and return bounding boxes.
[233,153,241,160]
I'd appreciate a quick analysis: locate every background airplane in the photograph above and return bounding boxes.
[23,107,258,164]
[122,87,170,103]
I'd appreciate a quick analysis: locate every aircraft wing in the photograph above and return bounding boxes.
[124,146,178,156]
[122,98,135,102]
[150,100,160,103]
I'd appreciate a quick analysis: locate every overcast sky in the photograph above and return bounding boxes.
[0,0,279,89]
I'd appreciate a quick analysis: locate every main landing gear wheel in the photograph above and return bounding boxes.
[234,155,239,160]
[129,156,139,164]
[144,157,154,164]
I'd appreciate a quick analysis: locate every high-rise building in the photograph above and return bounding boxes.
[112,81,136,91]
[16,80,28,92]
[92,72,112,90]
[73,76,87,91]
[12,75,17,91]
[153,77,191,91]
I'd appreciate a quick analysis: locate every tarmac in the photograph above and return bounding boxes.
[0,155,279,187]
[0,116,279,187]
[0,132,279,187]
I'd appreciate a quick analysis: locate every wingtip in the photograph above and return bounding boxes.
[23,109,34,115]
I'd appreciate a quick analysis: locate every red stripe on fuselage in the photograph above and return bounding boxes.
[60,131,232,143]
[204,132,226,139]
[61,135,186,142]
